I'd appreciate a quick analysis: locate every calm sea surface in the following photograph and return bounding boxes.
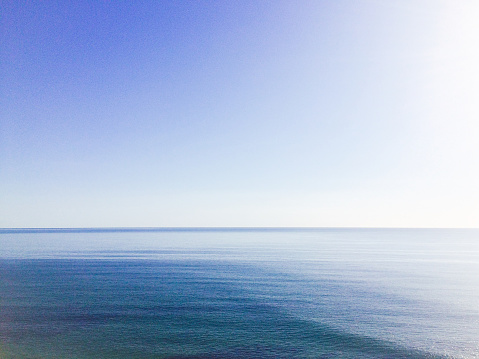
[0,228,478,358]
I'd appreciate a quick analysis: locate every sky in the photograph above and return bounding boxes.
[1,0,478,228]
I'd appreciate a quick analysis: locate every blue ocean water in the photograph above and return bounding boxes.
[0,228,478,358]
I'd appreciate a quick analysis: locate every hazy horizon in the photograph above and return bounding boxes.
[2,1,478,228]
[2,226,478,231]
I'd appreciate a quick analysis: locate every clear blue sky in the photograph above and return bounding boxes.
[1,1,478,228]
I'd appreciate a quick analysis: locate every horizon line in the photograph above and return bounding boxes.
[1,226,478,234]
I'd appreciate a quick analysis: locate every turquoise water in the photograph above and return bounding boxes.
[1,228,478,358]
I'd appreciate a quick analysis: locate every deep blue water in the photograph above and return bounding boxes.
[1,228,478,358]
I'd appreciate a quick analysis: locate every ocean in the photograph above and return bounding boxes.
[0,228,478,358]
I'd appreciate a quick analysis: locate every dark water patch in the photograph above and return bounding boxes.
[1,258,449,358]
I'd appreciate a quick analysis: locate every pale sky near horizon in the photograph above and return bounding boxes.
[1,1,478,228]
